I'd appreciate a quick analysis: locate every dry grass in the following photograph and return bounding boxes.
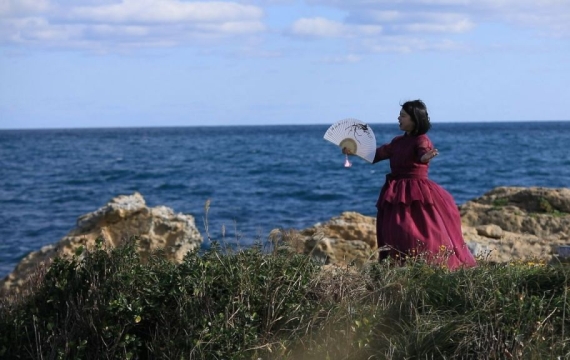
[1,229,570,359]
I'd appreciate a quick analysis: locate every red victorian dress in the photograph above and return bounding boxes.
[373,133,477,270]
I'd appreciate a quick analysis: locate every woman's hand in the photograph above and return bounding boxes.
[342,147,354,155]
[420,148,439,163]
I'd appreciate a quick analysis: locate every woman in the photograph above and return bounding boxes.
[345,100,476,269]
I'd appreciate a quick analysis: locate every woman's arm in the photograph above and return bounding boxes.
[420,149,439,163]
[373,143,392,163]
[342,136,396,164]
[416,136,438,163]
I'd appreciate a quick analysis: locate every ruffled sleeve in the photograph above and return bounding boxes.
[373,136,401,163]
[415,135,433,163]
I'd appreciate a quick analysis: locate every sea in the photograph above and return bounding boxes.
[1,122,569,278]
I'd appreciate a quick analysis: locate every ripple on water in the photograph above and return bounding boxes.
[0,122,569,278]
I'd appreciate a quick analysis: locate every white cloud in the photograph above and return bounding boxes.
[504,8,570,38]
[291,18,342,37]
[69,0,263,24]
[0,0,266,50]
[287,10,473,54]
[306,0,570,37]
[320,53,362,63]
[285,0,568,55]
[0,16,152,46]
[366,10,401,22]
[0,0,49,17]
[356,11,475,34]
[363,37,467,53]
[195,21,265,35]
[1,0,568,54]
[291,17,382,38]
[2,17,55,42]
[398,18,474,33]
[89,24,149,38]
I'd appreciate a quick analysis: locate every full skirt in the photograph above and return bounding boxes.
[376,178,477,270]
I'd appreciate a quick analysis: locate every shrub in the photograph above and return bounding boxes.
[1,239,569,359]
[0,239,323,359]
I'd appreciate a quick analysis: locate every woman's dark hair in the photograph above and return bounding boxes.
[401,99,431,135]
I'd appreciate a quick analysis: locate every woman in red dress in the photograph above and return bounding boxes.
[346,100,476,270]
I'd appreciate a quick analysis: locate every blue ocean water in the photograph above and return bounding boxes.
[1,122,569,278]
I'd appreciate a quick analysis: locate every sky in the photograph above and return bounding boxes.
[1,0,569,129]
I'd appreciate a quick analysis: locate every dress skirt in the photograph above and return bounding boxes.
[376,174,477,270]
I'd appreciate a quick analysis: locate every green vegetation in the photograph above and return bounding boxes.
[492,196,569,217]
[535,197,569,217]
[1,238,570,359]
[492,198,509,209]
[539,197,555,213]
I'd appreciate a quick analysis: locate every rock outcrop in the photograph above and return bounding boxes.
[273,212,377,266]
[281,187,570,266]
[459,186,570,262]
[3,186,569,296]
[0,193,203,296]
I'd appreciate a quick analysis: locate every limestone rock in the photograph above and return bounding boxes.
[458,187,570,262]
[476,224,503,239]
[300,211,377,250]
[460,186,570,238]
[283,187,570,266]
[276,212,378,267]
[461,226,562,263]
[1,193,203,296]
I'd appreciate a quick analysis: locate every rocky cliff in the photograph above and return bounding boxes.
[459,186,570,262]
[3,186,569,296]
[280,187,570,266]
[0,193,202,296]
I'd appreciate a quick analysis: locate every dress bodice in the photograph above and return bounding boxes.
[373,133,433,178]
[373,133,436,206]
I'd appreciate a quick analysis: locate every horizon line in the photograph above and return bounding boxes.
[1,119,569,131]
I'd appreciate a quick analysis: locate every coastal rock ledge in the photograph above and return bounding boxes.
[280,186,570,265]
[1,193,203,296]
[3,187,569,296]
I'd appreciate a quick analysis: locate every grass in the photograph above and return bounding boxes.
[1,233,570,359]
[492,196,569,217]
[492,198,509,209]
